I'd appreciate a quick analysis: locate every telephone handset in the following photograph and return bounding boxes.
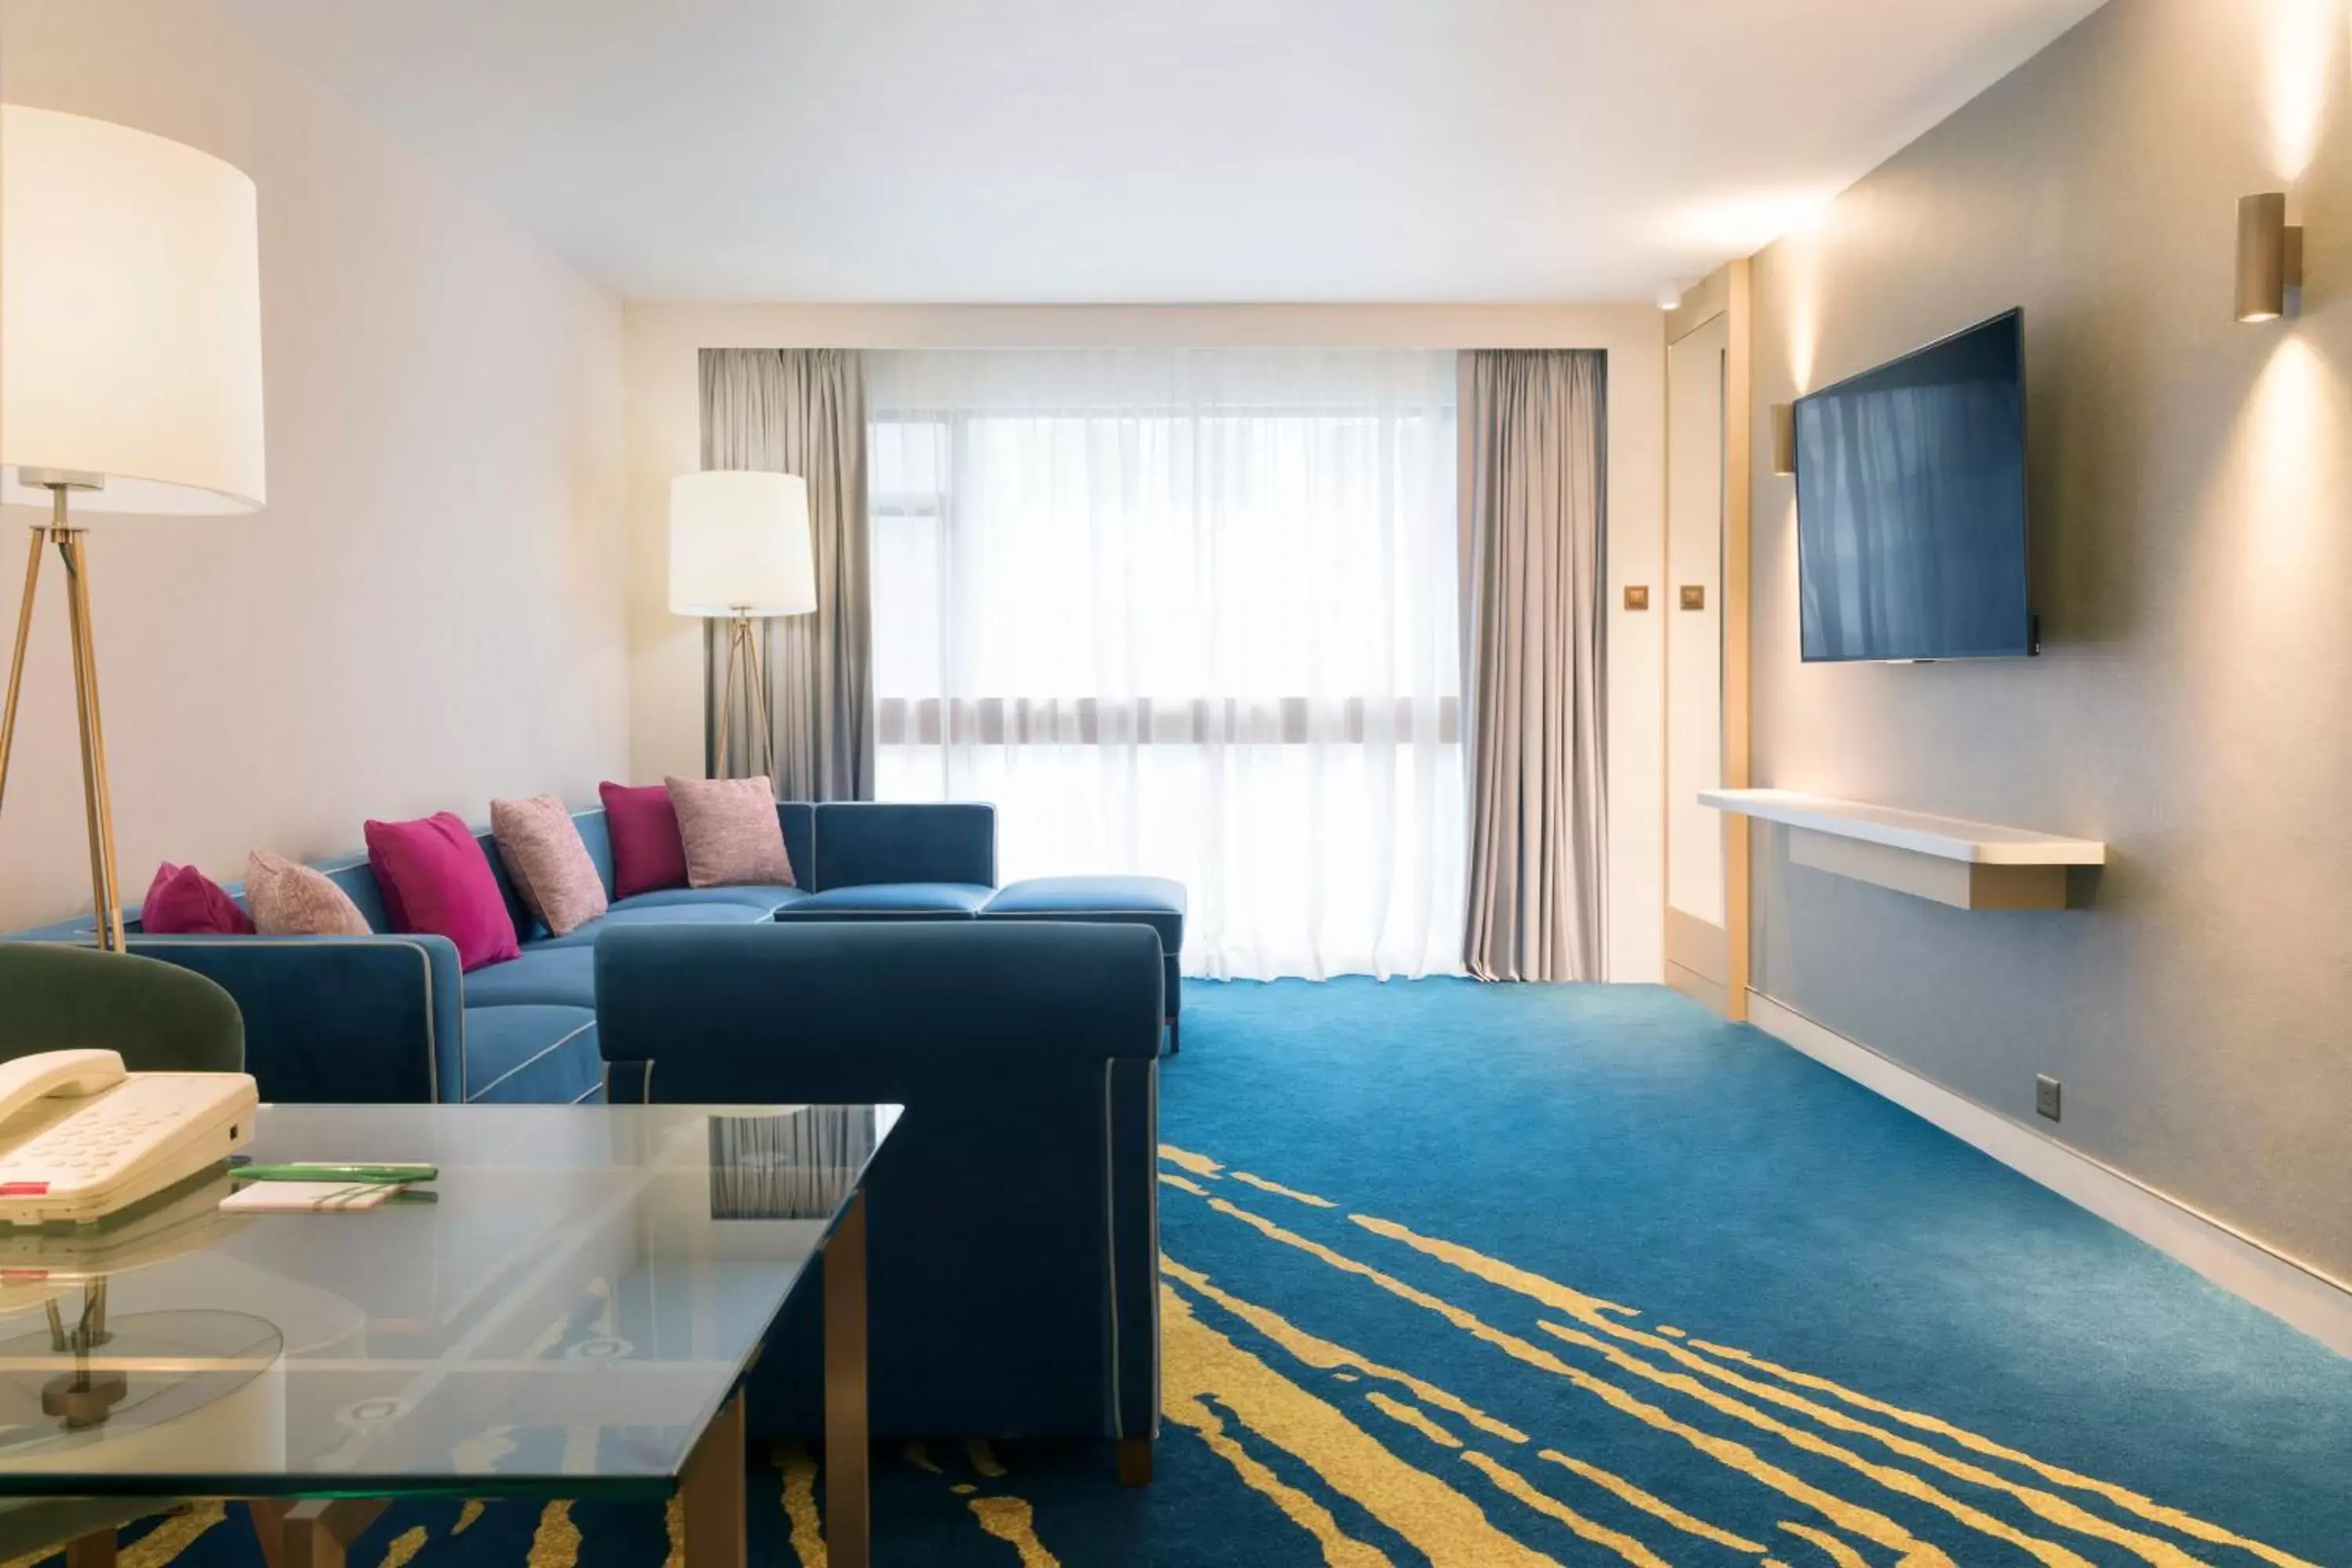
[0,1049,258,1226]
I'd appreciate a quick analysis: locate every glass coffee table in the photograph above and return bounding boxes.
[0,1102,898,1568]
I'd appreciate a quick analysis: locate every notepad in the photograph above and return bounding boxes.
[220,1181,403,1213]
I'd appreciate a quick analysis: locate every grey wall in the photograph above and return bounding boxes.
[1749,0,2352,1279]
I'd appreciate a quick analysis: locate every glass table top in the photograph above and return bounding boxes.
[0,1102,898,1500]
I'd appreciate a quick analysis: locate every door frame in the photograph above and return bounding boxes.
[1661,261,1753,1020]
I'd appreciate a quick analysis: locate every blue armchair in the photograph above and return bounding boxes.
[595,919,1164,1470]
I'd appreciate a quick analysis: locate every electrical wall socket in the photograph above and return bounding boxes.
[2035,1075,2062,1121]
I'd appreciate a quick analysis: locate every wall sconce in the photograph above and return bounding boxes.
[2236,193,2303,322]
[1769,403,1797,476]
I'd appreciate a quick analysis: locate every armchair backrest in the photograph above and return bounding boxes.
[0,944,244,1073]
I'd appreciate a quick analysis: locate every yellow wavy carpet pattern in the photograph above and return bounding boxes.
[1135,1142,2319,1568]
[22,1142,2318,1568]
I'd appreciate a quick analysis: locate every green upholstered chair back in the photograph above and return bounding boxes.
[0,944,244,1073]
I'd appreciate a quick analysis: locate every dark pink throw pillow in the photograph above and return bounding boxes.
[600,782,689,899]
[140,862,255,935]
[363,812,520,972]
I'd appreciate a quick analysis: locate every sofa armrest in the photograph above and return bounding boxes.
[594,917,1161,1442]
[128,934,463,1104]
[808,802,996,891]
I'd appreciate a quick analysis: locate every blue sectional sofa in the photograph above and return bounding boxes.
[596,920,1163,1456]
[13,801,1187,1104]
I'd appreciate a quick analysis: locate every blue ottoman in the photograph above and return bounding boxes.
[982,877,1188,1053]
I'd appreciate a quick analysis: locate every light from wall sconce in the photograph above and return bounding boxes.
[2235,192,2303,322]
[1769,403,1797,476]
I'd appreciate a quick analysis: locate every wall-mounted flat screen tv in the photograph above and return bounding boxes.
[1794,307,2033,662]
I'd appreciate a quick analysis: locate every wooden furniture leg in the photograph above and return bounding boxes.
[680,1388,746,1568]
[63,1530,115,1568]
[245,1501,289,1568]
[274,1499,387,1568]
[825,1189,870,1568]
[1118,1436,1153,1487]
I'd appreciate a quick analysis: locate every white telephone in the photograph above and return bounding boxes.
[0,1050,257,1226]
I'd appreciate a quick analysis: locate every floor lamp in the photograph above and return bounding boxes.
[670,471,816,781]
[0,108,268,952]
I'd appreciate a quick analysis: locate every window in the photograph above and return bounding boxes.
[868,348,1462,979]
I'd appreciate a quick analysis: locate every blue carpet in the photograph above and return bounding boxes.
[141,980,2352,1566]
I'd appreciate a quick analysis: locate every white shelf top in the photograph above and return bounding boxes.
[1699,788,2105,866]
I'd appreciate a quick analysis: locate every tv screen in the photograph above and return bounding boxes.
[1794,308,2031,662]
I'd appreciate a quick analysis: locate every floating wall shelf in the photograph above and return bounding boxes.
[1699,788,2105,911]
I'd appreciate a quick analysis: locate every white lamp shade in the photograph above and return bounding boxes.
[1,106,267,515]
[670,470,816,617]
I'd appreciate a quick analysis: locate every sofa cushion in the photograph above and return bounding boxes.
[771,883,994,920]
[459,946,597,1010]
[491,796,608,938]
[527,900,780,952]
[610,884,807,916]
[365,812,521,973]
[141,862,254,935]
[601,782,690,898]
[463,1004,601,1104]
[247,851,372,937]
[667,775,797,889]
[981,876,1186,950]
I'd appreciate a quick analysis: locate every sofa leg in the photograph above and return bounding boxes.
[1118,1436,1153,1487]
[1167,1016,1180,1056]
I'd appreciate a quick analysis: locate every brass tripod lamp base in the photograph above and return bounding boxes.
[716,609,777,782]
[0,472,129,952]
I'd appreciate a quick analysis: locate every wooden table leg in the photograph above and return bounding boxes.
[245,1501,289,1568]
[276,1499,387,1568]
[825,1188,869,1568]
[63,1530,115,1568]
[680,1388,746,1568]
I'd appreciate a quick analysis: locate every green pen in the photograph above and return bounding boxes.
[230,1162,439,1185]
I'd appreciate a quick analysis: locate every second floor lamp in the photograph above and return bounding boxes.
[670,470,816,780]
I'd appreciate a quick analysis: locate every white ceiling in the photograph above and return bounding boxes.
[220,0,2107,304]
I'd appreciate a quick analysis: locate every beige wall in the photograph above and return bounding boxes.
[1748,0,2352,1276]
[624,303,1668,979]
[0,0,630,928]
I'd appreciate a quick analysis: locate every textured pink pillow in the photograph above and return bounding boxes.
[363,812,520,972]
[491,795,608,938]
[666,776,796,888]
[140,862,255,935]
[245,851,372,937]
[600,782,690,899]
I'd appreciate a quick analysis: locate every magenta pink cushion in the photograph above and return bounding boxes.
[140,862,254,935]
[601,782,690,899]
[363,812,520,973]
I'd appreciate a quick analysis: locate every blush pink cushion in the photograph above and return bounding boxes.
[140,862,254,935]
[601,782,690,898]
[491,795,608,938]
[245,851,372,937]
[666,776,796,888]
[363,811,521,972]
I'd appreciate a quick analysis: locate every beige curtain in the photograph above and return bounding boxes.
[699,348,873,800]
[1462,350,1608,981]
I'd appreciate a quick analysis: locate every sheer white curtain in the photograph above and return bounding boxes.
[866,348,1464,980]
